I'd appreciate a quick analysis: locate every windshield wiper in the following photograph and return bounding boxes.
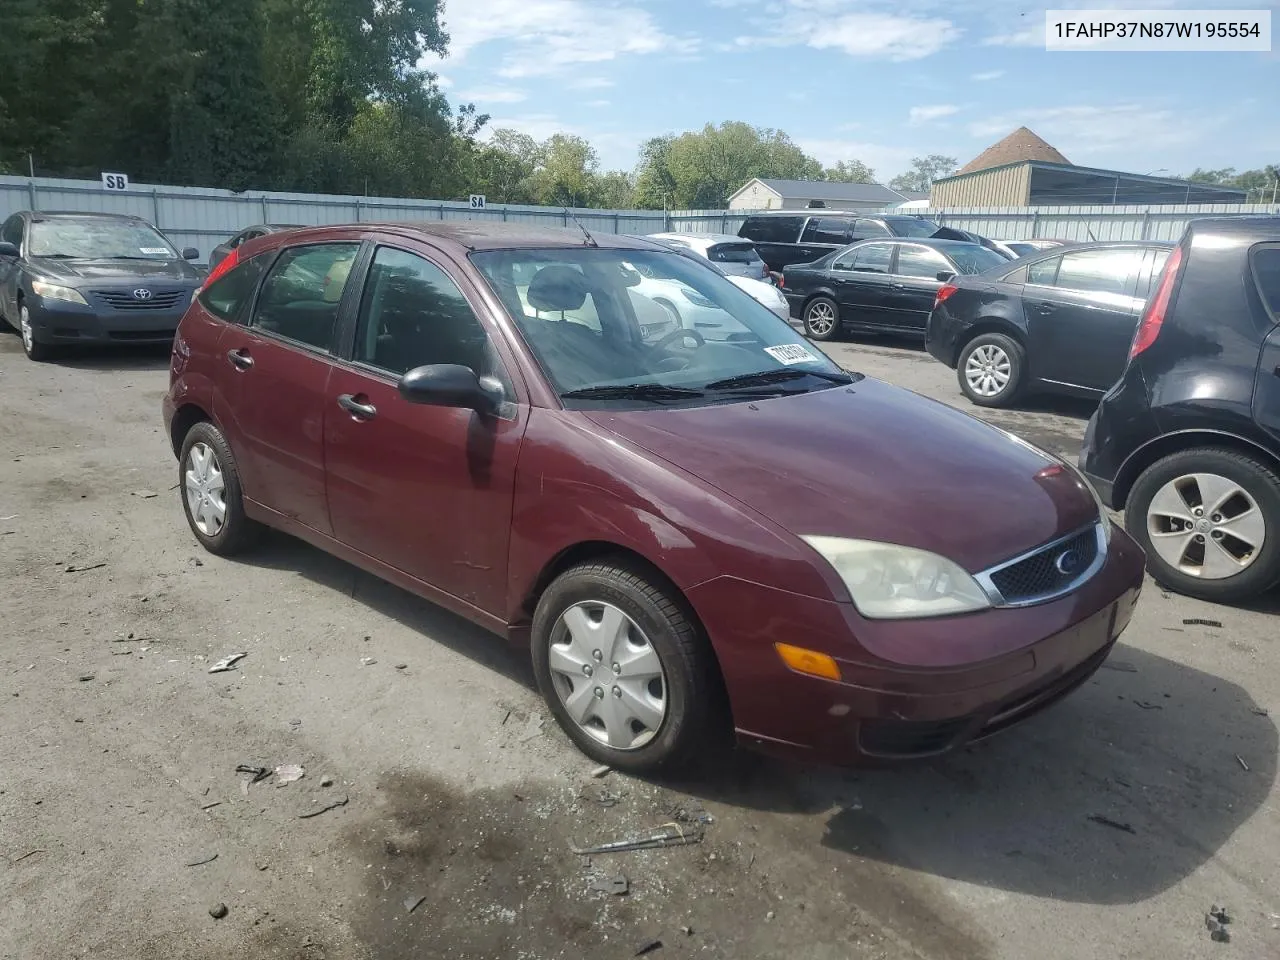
[560,383,705,402]
[34,253,77,259]
[704,368,854,391]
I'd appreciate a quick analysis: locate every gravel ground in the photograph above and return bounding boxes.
[0,329,1277,960]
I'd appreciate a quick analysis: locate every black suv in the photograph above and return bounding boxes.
[0,210,203,361]
[1080,216,1280,602]
[738,212,944,272]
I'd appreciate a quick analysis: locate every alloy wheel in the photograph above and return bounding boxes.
[964,344,1012,397]
[20,306,34,355]
[184,441,228,537]
[1146,472,1266,579]
[546,601,667,750]
[806,301,835,337]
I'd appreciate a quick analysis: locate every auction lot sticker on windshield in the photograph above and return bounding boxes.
[140,247,170,255]
[764,343,821,365]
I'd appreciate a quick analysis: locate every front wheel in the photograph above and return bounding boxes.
[20,305,55,362]
[957,332,1024,408]
[1125,448,1280,603]
[531,559,725,773]
[803,297,841,341]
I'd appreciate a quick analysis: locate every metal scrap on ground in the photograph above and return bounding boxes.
[209,653,247,673]
[298,795,349,819]
[274,764,305,785]
[1087,814,1136,834]
[1183,618,1224,628]
[571,823,705,856]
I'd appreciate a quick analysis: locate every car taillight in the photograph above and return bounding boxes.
[934,283,958,309]
[1129,245,1183,360]
[201,248,240,290]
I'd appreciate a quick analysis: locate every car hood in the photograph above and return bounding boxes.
[728,276,785,303]
[27,257,201,285]
[583,378,1099,573]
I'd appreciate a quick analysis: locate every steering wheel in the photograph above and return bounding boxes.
[653,327,705,350]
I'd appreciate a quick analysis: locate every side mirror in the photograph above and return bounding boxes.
[936,270,956,282]
[182,247,200,261]
[399,363,503,414]
[0,241,19,258]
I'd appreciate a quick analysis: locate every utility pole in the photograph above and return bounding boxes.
[28,154,34,178]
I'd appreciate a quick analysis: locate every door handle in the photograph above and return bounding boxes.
[1035,303,1056,314]
[226,348,253,370]
[890,282,905,289]
[337,394,377,419]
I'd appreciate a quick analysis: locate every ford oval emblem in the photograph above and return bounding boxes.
[1055,549,1082,576]
[132,288,153,301]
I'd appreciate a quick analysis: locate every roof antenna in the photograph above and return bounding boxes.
[564,207,598,247]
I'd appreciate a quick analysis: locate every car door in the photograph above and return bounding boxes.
[1252,245,1280,444]
[216,240,362,534]
[829,242,896,326]
[883,243,952,334]
[797,217,853,263]
[324,243,528,614]
[0,215,25,321]
[1021,247,1148,392]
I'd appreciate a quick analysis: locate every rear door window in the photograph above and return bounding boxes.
[198,253,269,322]
[1254,246,1280,318]
[1027,255,1061,286]
[849,243,894,274]
[852,219,893,239]
[739,216,805,244]
[250,242,360,351]
[1053,248,1145,297]
[895,245,951,279]
[800,218,853,245]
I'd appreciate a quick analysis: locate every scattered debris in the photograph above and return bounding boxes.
[571,823,704,856]
[298,795,349,819]
[236,765,272,785]
[501,709,512,725]
[185,854,218,867]
[679,926,693,936]
[200,801,222,811]
[0,515,17,521]
[11,849,45,864]
[766,911,776,921]
[1133,701,1163,710]
[1236,754,1250,772]
[132,490,159,499]
[209,653,247,674]
[590,874,630,896]
[320,776,334,788]
[1252,708,1269,717]
[64,563,106,574]
[403,894,427,914]
[1183,618,1223,628]
[1206,904,1231,942]
[359,657,377,667]
[591,765,612,779]
[634,938,663,956]
[519,716,545,743]
[1100,660,1138,673]
[1087,814,1136,834]
[275,764,305,785]
[395,663,408,671]
[111,634,152,643]
[78,675,95,683]
[583,787,622,808]
[209,903,229,920]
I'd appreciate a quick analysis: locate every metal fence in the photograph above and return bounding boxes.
[3,174,1278,258]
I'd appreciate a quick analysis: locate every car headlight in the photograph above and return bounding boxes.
[30,280,88,306]
[801,536,991,619]
[680,287,717,308]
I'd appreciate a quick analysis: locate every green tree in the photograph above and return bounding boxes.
[532,134,599,207]
[823,159,876,184]
[888,154,958,194]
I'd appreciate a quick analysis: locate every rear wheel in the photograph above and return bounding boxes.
[958,332,1024,408]
[1125,448,1280,603]
[803,297,840,341]
[178,421,261,556]
[531,559,725,773]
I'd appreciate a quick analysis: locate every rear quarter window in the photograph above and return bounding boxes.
[1252,246,1280,318]
[739,216,805,244]
[198,254,269,322]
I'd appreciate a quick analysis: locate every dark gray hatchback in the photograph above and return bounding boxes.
[0,211,203,361]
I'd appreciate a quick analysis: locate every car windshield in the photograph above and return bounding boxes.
[470,247,848,406]
[885,218,941,238]
[709,242,762,265]
[947,244,1010,274]
[29,219,178,260]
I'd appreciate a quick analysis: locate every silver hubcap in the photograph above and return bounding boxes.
[20,306,33,354]
[184,442,228,537]
[1147,473,1266,579]
[547,601,667,751]
[964,344,1012,397]
[806,301,835,336]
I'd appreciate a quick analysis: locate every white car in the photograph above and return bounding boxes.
[646,232,771,281]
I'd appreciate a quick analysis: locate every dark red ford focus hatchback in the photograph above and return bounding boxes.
[163,222,1145,772]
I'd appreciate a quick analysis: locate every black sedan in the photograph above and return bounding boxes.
[781,238,1009,341]
[208,223,303,272]
[925,241,1173,408]
[0,211,203,361]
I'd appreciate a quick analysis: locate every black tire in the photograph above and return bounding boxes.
[1125,448,1280,603]
[19,304,56,362]
[957,332,1025,408]
[177,420,261,556]
[803,296,841,341]
[531,558,726,773]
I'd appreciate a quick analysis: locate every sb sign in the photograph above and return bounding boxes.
[469,194,486,210]
[101,172,130,191]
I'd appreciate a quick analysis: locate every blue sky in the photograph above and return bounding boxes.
[424,0,1279,183]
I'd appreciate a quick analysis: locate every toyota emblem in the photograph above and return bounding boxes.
[1054,549,1082,576]
[132,288,154,301]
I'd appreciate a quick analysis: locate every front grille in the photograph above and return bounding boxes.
[986,524,1101,605]
[93,289,187,311]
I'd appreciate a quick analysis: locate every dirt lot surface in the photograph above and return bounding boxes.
[1,331,1278,960]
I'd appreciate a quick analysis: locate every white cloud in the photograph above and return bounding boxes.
[971,69,1005,81]
[798,138,918,181]
[736,9,960,60]
[909,104,960,124]
[586,99,611,108]
[983,23,1040,47]
[456,87,527,104]
[434,0,697,78]
[569,77,616,90]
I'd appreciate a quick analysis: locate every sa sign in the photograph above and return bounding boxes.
[101,172,130,191]
[469,194,487,210]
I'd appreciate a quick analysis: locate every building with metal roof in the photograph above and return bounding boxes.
[728,178,913,211]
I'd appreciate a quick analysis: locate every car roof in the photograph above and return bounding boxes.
[25,211,149,222]
[1187,215,1280,238]
[743,210,931,221]
[649,232,750,245]
[263,220,661,253]
[858,237,990,250]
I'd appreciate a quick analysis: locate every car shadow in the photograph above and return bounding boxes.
[1014,393,1099,420]
[53,342,174,371]
[660,641,1275,906]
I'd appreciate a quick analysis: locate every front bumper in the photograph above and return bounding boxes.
[26,293,190,345]
[687,527,1145,766]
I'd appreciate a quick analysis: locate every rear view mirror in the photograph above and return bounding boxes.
[0,241,18,258]
[182,247,200,261]
[399,363,503,415]
[936,270,956,282]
